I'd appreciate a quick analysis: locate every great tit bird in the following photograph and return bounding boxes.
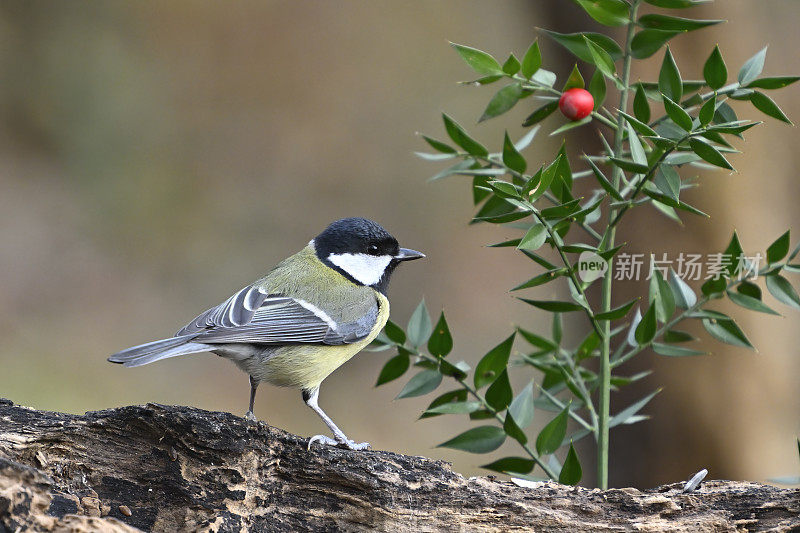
[108,217,424,450]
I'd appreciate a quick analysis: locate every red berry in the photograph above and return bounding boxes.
[559,88,594,121]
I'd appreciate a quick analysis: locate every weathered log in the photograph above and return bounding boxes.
[0,398,797,532]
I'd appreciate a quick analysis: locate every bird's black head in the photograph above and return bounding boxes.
[313,217,424,293]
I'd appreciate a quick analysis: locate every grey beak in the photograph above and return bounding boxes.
[395,248,425,261]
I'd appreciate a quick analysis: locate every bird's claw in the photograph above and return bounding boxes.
[307,434,370,451]
[244,411,257,422]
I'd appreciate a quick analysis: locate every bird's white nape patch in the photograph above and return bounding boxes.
[327,253,392,286]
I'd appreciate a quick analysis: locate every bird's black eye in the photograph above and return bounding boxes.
[367,244,379,255]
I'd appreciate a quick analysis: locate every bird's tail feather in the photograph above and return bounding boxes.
[108,336,214,368]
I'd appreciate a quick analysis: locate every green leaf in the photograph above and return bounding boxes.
[766,274,800,311]
[626,123,647,167]
[511,269,565,291]
[595,298,638,320]
[588,69,606,109]
[701,276,726,297]
[473,195,525,224]
[650,270,676,323]
[407,300,433,347]
[689,138,733,170]
[518,327,557,351]
[583,35,617,81]
[702,315,753,348]
[550,116,593,136]
[563,64,585,91]
[514,126,542,152]
[438,426,506,454]
[724,231,744,278]
[633,83,651,123]
[703,45,727,90]
[638,14,724,31]
[522,101,559,127]
[737,280,762,300]
[573,0,629,26]
[396,369,442,398]
[609,157,649,174]
[767,231,791,264]
[427,312,453,357]
[669,268,697,308]
[439,359,469,379]
[653,164,680,201]
[420,389,467,419]
[698,94,716,126]
[503,132,527,174]
[376,352,410,386]
[517,223,547,251]
[652,343,706,357]
[442,113,488,157]
[527,155,561,201]
[480,83,525,122]
[610,389,660,427]
[503,406,528,445]
[502,54,521,76]
[521,41,542,79]
[659,47,683,102]
[631,29,683,59]
[474,333,515,389]
[749,92,793,125]
[542,30,623,63]
[482,456,535,475]
[559,442,583,485]
[727,290,780,316]
[421,135,456,154]
[663,94,692,129]
[383,320,406,345]
[664,329,695,343]
[635,302,658,345]
[485,369,513,411]
[425,400,481,415]
[536,406,569,455]
[587,158,623,201]
[429,160,477,183]
[487,180,520,199]
[520,299,585,312]
[451,42,503,76]
[508,381,536,429]
[738,47,767,86]
[746,76,800,90]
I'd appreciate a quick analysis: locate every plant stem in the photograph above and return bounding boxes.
[597,0,641,490]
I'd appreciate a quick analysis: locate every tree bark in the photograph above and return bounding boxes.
[0,399,797,532]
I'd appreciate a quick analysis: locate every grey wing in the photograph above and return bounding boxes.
[177,284,378,346]
[176,284,270,336]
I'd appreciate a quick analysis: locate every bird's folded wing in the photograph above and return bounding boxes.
[175,285,377,346]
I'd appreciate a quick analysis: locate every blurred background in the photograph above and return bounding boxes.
[1,1,798,489]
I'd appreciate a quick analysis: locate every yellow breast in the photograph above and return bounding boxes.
[260,292,390,390]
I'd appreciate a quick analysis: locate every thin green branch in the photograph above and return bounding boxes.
[610,264,780,369]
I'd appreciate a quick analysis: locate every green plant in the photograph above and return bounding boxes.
[371,0,800,489]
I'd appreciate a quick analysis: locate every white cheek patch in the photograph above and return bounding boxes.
[327,253,393,286]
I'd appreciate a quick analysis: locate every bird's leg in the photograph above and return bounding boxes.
[303,388,369,451]
[245,376,259,422]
